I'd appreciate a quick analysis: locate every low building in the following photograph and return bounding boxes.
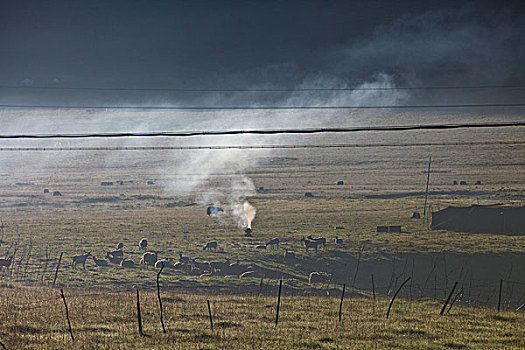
[431,204,525,234]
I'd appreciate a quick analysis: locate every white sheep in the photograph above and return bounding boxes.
[335,236,343,245]
[140,252,158,268]
[203,241,218,251]
[116,242,124,250]
[72,252,91,269]
[138,239,148,250]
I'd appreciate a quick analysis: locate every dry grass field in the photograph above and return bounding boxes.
[0,109,524,348]
[1,285,525,349]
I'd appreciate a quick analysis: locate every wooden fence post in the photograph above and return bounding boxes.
[275,280,283,326]
[498,279,503,312]
[440,281,458,315]
[156,263,166,333]
[386,277,411,320]
[136,289,144,336]
[52,252,63,288]
[60,289,74,342]
[339,284,346,322]
[259,277,264,295]
[352,245,365,287]
[207,300,214,331]
[371,274,376,300]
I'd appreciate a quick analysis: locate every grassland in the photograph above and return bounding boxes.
[1,285,524,349]
[0,109,524,348]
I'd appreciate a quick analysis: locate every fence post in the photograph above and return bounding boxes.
[52,252,63,288]
[352,245,364,287]
[207,300,214,331]
[371,274,376,300]
[339,284,346,322]
[275,280,283,326]
[259,277,264,295]
[136,289,144,336]
[440,281,458,315]
[60,289,74,342]
[498,279,503,312]
[156,263,166,333]
[386,277,411,320]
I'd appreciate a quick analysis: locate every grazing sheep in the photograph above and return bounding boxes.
[192,259,211,272]
[335,236,343,245]
[107,255,123,265]
[309,272,331,284]
[255,245,266,250]
[140,252,158,268]
[227,260,248,275]
[72,252,91,269]
[138,239,148,250]
[203,241,218,251]
[120,259,135,268]
[283,249,296,264]
[210,259,230,272]
[265,238,279,249]
[91,255,109,267]
[0,256,13,269]
[155,258,173,269]
[307,235,326,247]
[179,253,190,263]
[301,237,319,251]
[106,249,124,259]
[116,242,124,250]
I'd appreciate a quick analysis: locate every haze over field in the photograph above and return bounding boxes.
[0,1,523,223]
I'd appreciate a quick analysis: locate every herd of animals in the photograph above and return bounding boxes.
[0,235,344,284]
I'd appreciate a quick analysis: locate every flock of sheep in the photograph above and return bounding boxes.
[69,234,343,284]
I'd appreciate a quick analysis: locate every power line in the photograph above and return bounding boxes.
[1,103,525,110]
[0,141,522,152]
[2,84,525,92]
[0,121,523,139]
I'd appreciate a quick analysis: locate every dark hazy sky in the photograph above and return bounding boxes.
[1,0,524,103]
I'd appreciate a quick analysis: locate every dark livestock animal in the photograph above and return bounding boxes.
[309,271,331,284]
[301,237,320,251]
[106,249,123,259]
[307,235,326,247]
[0,256,13,269]
[138,239,148,250]
[207,206,224,216]
[284,249,296,264]
[265,238,279,249]
[203,241,218,251]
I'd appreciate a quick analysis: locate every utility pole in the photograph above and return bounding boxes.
[423,156,431,217]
